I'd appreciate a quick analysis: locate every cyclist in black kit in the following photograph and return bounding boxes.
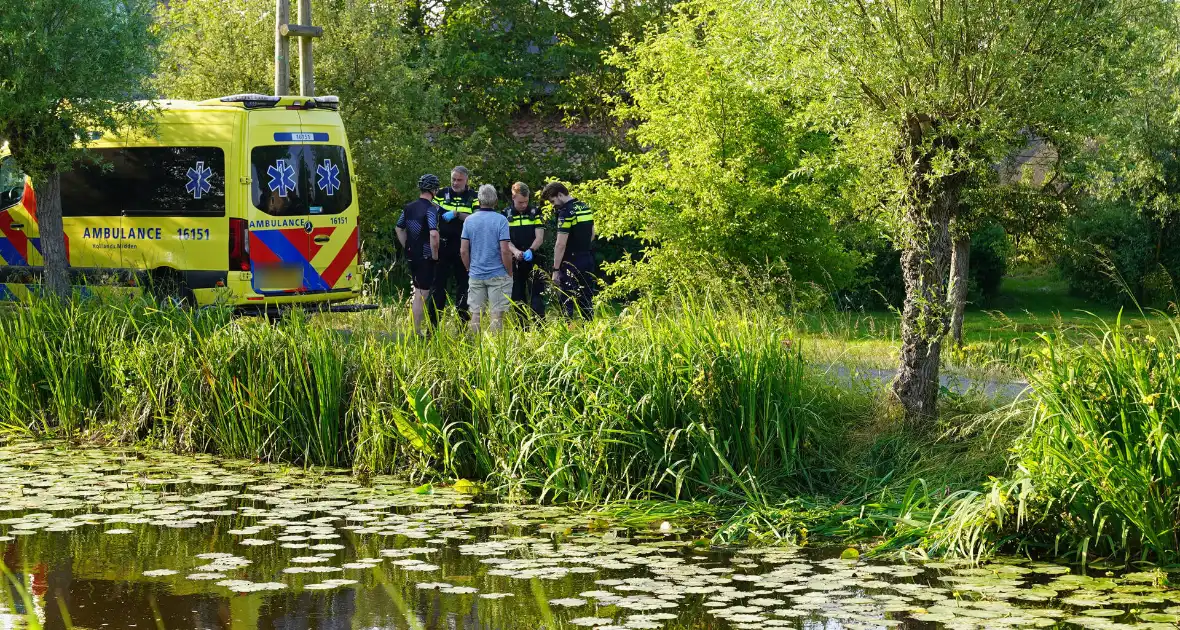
[395,174,441,336]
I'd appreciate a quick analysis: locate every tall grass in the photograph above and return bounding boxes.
[0,294,832,504]
[924,315,1180,563]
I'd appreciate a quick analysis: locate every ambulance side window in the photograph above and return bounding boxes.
[0,156,24,211]
[61,147,226,217]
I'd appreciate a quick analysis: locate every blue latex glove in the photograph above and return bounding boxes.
[522,249,534,262]
[442,210,457,222]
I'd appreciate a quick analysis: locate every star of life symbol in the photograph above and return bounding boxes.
[316,159,341,196]
[185,161,212,199]
[267,159,297,197]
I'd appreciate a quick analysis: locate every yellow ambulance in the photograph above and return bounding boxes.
[0,94,362,309]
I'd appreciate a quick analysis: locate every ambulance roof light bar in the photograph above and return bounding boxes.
[218,94,283,109]
[283,95,340,111]
[312,95,339,110]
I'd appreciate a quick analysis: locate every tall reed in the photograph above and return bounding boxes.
[0,293,826,504]
[926,315,1180,563]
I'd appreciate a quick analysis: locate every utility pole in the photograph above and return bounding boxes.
[274,0,289,95]
[297,0,315,96]
[275,0,323,97]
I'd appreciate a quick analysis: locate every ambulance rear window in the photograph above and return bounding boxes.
[0,156,25,211]
[60,147,226,217]
[250,145,352,216]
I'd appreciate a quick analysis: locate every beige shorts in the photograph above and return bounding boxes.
[468,275,513,315]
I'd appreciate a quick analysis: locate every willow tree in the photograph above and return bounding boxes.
[764,0,1170,421]
[0,0,157,298]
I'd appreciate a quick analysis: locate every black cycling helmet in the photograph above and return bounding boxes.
[418,173,441,192]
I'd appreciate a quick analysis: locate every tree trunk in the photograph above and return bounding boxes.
[948,232,971,347]
[404,0,425,37]
[36,171,70,299]
[892,177,960,424]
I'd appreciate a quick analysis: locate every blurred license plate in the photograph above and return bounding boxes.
[254,263,303,291]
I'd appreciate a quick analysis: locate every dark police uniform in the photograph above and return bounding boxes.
[506,204,546,320]
[432,186,478,324]
[554,198,595,319]
[396,198,438,290]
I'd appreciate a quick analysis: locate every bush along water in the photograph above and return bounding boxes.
[0,296,830,506]
[921,316,1180,564]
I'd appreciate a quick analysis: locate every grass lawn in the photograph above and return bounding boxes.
[340,266,1174,383]
[796,268,1175,377]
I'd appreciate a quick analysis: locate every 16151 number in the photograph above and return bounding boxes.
[176,228,211,241]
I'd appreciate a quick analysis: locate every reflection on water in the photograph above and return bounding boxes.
[1,442,1179,630]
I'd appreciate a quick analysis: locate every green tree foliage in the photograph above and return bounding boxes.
[426,0,600,123]
[425,0,675,123]
[759,0,1171,421]
[0,0,159,297]
[583,3,860,300]
[422,0,673,190]
[154,0,440,263]
[1077,15,1180,295]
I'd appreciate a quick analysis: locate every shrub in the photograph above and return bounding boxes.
[1059,201,1153,305]
[582,3,860,301]
[968,224,1011,306]
[834,236,904,311]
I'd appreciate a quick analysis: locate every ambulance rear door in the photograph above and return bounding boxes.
[0,155,38,296]
[297,108,358,295]
[245,110,314,294]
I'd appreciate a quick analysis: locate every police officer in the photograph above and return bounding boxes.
[505,182,546,321]
[431,166,478,325]
[541,182,595,320]
[395,174,441,337]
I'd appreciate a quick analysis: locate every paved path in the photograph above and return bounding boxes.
[824,365,1029,401]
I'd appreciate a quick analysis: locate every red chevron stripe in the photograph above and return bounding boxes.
[0,210,28,261]
[23,182,36,221]
[320,226,358,288]
[248,232,281,265]
[309,227,334,259]
[278,228,307,257]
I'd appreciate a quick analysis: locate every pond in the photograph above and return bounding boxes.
[1,442,1178,630]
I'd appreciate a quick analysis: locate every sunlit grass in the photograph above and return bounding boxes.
[0,293,835,507]
[7,284,1173,562]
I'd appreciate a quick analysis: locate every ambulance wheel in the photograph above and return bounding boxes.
[148,269,194,309]
[265,306,293,324]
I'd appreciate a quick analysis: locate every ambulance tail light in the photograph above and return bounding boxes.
[229,218,250,271]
